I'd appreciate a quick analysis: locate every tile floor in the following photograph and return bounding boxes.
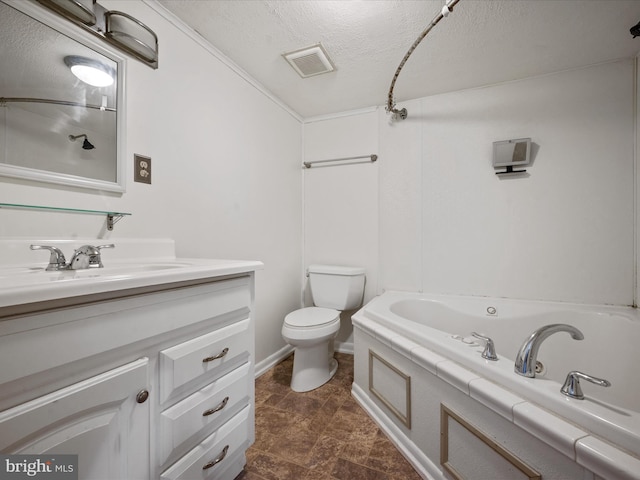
[238,353,422,480]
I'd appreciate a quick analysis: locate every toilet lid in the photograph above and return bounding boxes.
[284,307,340,328]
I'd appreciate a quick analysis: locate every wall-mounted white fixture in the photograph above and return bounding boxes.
[493,138,531,175]
[36,0,158,68]
[64,55,115,87]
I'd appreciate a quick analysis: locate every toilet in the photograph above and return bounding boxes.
[282,264,365,392]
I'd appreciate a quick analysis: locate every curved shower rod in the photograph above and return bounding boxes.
[0,97,115,113]
[386,0,461,120]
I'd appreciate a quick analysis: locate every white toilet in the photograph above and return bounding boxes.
[282,264,365,392]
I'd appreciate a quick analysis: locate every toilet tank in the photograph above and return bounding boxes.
[308,265,365,310]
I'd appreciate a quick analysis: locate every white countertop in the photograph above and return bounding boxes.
[0,238,263,315]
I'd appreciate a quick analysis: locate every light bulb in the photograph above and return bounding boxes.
[64,56,116,88]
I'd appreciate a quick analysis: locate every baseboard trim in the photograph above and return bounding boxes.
[255,345,294,378]
[335,341,354,355]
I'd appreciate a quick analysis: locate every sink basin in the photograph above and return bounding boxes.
[0,261,197,288]
[71,262,194,276]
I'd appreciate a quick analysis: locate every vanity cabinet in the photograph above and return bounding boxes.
[0,271,257,480]
[0,358,150,479]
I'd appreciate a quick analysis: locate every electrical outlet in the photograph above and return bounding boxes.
[134,154,151,184]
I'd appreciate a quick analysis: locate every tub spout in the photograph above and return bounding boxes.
[514,324,584,378]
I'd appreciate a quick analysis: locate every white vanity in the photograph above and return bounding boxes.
[0,239,262,480]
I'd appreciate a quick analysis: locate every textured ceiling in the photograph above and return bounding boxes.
[161,1,640,118]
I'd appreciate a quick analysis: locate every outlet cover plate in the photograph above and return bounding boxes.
[134,154,151,184]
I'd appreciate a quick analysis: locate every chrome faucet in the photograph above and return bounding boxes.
[30,245,67,271]
[514,324,584,378]
[31,244,114,270]
[68,244,114,269]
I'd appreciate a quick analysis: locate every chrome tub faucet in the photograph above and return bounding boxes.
[514,323,584,378]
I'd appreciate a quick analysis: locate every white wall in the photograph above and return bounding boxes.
[308,60,636,312]
[0,0,303,365]
[303,109,379,350]
[381,60,635,306]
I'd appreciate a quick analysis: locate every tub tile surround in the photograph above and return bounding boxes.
[410,346,447,376]
[469,378,525,422]
[576,437,640,480]
[512,403,590,460]
[351,292,640,479]
[434,361,480,396]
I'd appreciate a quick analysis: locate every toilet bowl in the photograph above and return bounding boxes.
[282,265,365,392]
[282,307,340,392]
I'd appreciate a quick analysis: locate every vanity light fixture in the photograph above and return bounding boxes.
[36,0,96,26]
[64,55,115,87]
[36,0,159,69]
[104,11,158,67]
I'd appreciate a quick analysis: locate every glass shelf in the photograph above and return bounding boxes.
[0,203,131,231]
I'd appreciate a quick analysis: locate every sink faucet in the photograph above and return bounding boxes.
[31,244,114,270]
[514,324,584,378]
[68,244,114,269]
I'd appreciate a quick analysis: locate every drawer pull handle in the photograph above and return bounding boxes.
[202,445,229,470]
[203,396,229,416]
[203,347,229,363]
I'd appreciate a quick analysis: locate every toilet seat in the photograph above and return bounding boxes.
[284,307,339,329]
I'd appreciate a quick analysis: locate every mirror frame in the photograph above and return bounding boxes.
[0,0,127,193]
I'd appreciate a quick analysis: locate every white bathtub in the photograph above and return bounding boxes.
[352,291,640,479]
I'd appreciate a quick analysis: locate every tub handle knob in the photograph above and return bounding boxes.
[561,371,611,400]
[471,332,498,361]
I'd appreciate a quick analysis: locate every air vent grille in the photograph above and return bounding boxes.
[283,43,335,78]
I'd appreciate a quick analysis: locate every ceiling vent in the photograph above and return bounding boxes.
[283,43,336,78]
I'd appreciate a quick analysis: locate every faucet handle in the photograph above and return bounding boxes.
[471,332,498,361]
[94,244,114,267]
[561,371,611,400]
[30,245,67,271]
[69,244,114,269]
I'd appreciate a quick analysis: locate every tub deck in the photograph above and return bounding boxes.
[352,291,640,480]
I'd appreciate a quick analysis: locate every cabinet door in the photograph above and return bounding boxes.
[0,358,149,480]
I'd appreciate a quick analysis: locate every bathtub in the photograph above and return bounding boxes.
[351,291,640,480]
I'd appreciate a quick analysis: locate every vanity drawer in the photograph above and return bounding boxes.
[160,405,250,480]
[159,362,251,464]
[159,318,251,403]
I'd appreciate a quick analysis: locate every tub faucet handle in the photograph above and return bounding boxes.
[471,332,498,361]
[560,371,611,400]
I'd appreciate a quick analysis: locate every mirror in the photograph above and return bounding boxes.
[0,0,126,192]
